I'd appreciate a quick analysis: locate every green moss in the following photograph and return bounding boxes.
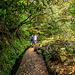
[34,43,40,50]
[60,56,67,63]
[0,37,30,75]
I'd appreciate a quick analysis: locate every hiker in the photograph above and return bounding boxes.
[30,34,34,45]
[34,34,38,44]
[37,35,38,42]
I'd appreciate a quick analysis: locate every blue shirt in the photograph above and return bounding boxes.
[31,36,34,41]
[37,35,38,39]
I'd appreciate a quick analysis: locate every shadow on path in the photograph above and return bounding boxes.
[10,46,30,75]
[16,47,49,75]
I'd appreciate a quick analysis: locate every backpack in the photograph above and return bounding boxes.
[31,36,33,41]
[34,36,37,40]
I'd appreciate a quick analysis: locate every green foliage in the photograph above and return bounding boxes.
[41,36,46,41]
[65,42,75,53]
[0,37,30,75]
[0,41,5,51]
[25,31,30,38]
[51,49,61,61]
[67,48,73,53]
[60,56,67,63]
[42,39,75,62]
[73,49,75,54]
[0,0,75,74]
[70,0,75,15]
[41,39,75,75]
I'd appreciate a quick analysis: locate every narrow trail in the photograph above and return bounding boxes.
[16,47,49,75]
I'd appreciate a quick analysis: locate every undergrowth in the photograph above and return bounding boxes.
[0,37,30,75]
[41,39,75,75]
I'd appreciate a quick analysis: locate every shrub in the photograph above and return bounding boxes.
[0,37,30,75]
[51,49,61,61]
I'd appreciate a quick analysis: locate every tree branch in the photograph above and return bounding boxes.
[22,13,47,24]
[23,21,53,24]
[8,0,15,7]
[14,13,47,32]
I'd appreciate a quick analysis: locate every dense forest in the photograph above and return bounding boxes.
[0,0,75,75]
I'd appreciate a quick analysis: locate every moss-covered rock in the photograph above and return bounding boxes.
[37,50,42,54]
[60,56,67,63]
[34,43,40,51]
[42,42,49,47]
[50,65,56,74]
[60,48,66,55]
[41,39,75,75]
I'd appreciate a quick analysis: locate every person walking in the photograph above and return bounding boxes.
[30,34,34,46]
[34,34,38,44]
[37,35,38,42]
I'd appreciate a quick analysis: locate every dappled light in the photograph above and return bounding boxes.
[0,0,75,75]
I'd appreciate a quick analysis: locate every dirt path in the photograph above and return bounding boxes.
[16,47,49,75]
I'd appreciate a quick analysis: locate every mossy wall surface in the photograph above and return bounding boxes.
[0,37,30,75]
